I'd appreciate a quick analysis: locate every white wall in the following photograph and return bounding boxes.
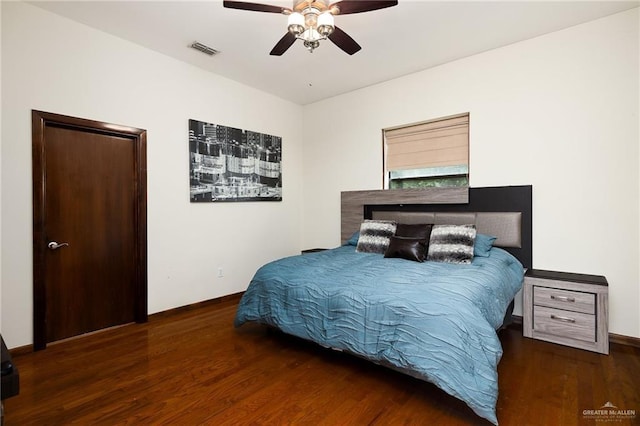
[302,9,640,338]
[1,2,304,347]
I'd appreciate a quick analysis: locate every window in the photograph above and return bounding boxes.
[383,113,469,189]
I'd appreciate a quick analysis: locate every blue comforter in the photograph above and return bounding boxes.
[235,245,524,424]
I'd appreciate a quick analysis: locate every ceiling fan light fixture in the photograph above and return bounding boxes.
[303,38,320,52]
[288,7,328,52]
[317,11,334,36]
[303,8,319,27]
[303,28,322,41]
[287,12,305,35]
[223,0,398,55]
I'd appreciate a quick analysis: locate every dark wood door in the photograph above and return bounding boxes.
[32,111,147,350]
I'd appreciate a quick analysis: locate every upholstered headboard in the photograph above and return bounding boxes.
[342,185,532,268]
[370,211,523,247]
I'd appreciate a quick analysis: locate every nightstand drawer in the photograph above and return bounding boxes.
[533,286,595,314]
[533,306,595,343]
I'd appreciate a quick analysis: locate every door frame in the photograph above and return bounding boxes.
[32,110,148,350]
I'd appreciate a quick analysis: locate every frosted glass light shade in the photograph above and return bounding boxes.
[287,12,305,35]
[317,12,334,36]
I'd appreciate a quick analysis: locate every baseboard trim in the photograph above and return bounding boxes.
[7,343,33,357]
[511,315,523,326]
[609,333,640,348]
[149,292,244,321]
[10,298,640,354]
[8,292,246,355]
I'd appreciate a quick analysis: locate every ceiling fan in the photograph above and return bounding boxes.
[223,0,398,55]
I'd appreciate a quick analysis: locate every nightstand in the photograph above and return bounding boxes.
[301,248,329,254]
[523,269,609,354]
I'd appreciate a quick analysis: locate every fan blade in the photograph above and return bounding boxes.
[329,0,398,15]
[328,26,361,55]
[223,1,289,14]
[270,33,297,56]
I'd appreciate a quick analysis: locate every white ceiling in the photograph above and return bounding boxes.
[30,0,639,105]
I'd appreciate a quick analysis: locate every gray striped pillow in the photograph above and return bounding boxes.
[427,224,477,264]
[355,220,397,254]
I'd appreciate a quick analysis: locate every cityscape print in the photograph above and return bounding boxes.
[189,119,282,202]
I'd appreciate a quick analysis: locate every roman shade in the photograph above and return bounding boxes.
[385,113,469,171]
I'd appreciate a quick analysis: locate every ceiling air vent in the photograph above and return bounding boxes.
[190,42,219,56]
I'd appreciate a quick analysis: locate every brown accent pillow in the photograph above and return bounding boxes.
[395,223,433,241]
[384,236,428,262]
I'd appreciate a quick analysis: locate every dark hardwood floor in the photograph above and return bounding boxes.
[5,297,639,425]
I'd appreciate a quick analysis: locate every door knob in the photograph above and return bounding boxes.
[48,241,69,250]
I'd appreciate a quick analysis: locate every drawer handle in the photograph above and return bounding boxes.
[551,294,575,303]
[550,314,576,323]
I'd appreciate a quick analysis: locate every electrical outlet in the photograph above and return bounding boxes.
[217,267,224,278]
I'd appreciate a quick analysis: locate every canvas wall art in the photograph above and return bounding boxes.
[189,119,282,202]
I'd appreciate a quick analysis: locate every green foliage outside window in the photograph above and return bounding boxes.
[389,175,469,189]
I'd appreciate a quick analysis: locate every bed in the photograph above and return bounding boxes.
[235,185,532,425]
